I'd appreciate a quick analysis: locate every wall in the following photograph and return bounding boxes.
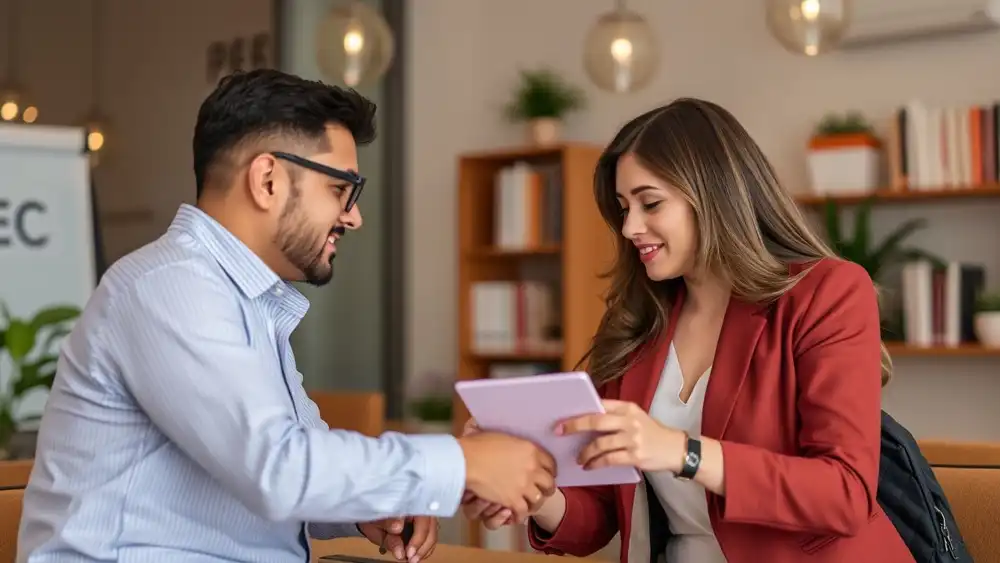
[407,0,1000,440]
[8,0,272,263]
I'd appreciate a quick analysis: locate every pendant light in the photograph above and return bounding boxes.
[315,1,395,88]
[582,0,659,94]
[766,0,852,57]
[0,0,38,123]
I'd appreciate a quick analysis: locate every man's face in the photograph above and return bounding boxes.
[273,125,363,286]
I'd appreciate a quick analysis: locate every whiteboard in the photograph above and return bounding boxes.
[0,123,95,419]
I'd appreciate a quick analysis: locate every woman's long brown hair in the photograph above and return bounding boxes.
[578,99,892,387]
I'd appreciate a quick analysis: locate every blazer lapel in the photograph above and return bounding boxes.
[701,296,767,440]
[620,286,686,414]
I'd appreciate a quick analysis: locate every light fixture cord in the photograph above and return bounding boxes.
[6,0,20,81]
[614,0,626,13]
[91,0,102,107]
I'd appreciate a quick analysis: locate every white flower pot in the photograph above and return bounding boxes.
[807,134,881,196]
[527,118,561,146]
[974,312,1000,347]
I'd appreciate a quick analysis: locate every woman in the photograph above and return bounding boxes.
[462,99,913,563]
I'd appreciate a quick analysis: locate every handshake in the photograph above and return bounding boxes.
[455,418,560,530]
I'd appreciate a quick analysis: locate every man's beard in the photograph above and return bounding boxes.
[274,182,336,286]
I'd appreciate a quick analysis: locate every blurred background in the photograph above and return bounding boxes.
[1,0,999,557]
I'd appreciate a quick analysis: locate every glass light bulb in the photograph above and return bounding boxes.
[583,8,659,93]
[316,1,395,88]
[0,101,18,121]
[766,0,851,57]
[344,28,365,54]
[610,38,633,63]
[87,130,105,152]
[21,106,38,123]
[800,0,820,20]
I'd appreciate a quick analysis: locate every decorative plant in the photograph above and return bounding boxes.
[822,198,940,282]
[814,110,875,137]
[976,291,1000,313]
[408,394,453,423]
[0,301,81,456]
[504,68,585,122]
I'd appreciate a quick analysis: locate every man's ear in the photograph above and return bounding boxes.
[247,153,279,211]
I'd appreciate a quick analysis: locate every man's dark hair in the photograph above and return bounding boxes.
[192,69,377,198]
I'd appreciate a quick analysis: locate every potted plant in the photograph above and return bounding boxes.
[974,291,1000,348]
[504,68,585,146]
[822,198,939,341]
[808,111,881,196]
[0,301,81,459]
[408,394,454,434]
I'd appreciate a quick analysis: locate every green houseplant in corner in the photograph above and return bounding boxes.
[0,301,81,459]
[408,394,453,434]
[504,68,585,146]
[822,198,940,341]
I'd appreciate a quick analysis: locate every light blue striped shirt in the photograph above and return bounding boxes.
[17,204,466,563]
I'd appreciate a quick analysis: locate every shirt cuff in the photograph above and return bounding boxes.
[401,433,466,518]
[308,522,365,540]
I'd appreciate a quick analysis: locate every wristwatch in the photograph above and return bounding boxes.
[676,434,702,481]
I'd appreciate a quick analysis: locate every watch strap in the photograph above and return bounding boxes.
[677,435,702,480]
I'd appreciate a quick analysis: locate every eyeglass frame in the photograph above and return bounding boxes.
[270,151,366,212]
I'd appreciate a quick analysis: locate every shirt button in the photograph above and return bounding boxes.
[273,287,283,296]
[428,501,440,511]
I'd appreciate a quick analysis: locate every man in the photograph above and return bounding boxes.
[17,69,556,563]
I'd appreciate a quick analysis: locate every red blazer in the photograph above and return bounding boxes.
[529,259,914,563]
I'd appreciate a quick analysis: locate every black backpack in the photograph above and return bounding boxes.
[877,410,974,562]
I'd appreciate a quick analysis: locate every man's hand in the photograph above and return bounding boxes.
[458,430,557,523]
[358,517,438,563]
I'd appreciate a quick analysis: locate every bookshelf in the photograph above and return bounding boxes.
[794,183,1000,206]
[455,142,609,549]
[795,178,1000,357]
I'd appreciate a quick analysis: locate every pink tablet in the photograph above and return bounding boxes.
[455,371,641,487]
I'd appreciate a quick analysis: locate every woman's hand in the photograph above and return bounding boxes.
[460,417,516,529]
[558,399,687,473]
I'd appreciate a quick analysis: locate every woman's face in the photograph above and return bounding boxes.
[615,153,698,282]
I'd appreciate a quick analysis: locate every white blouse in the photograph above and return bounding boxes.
[643,342,728,563]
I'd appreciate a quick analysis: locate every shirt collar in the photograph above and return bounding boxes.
[167,204,297,303]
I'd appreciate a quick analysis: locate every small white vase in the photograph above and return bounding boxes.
[527,118,561,146]
[974,312,1000,347]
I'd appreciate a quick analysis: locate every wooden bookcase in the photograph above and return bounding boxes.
[454,143,611,548]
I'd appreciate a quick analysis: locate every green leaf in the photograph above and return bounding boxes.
[870,218,927,267]
[0,405,15,449]
[898,248,945,269]
[11,355,58,397]
[823,200,842,248]
[4,320,36,362]
[29,305,80,331]
[850,198,873,258]
[40,325,71,356]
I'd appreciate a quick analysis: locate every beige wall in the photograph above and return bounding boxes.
[10,0,271,262]
[407,0,1000,440]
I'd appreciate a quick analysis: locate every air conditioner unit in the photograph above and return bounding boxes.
[839,0,1000,49]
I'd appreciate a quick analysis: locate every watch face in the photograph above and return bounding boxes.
[685,452,700,466]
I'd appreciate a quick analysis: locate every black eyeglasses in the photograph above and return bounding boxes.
[271,151,366,212]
